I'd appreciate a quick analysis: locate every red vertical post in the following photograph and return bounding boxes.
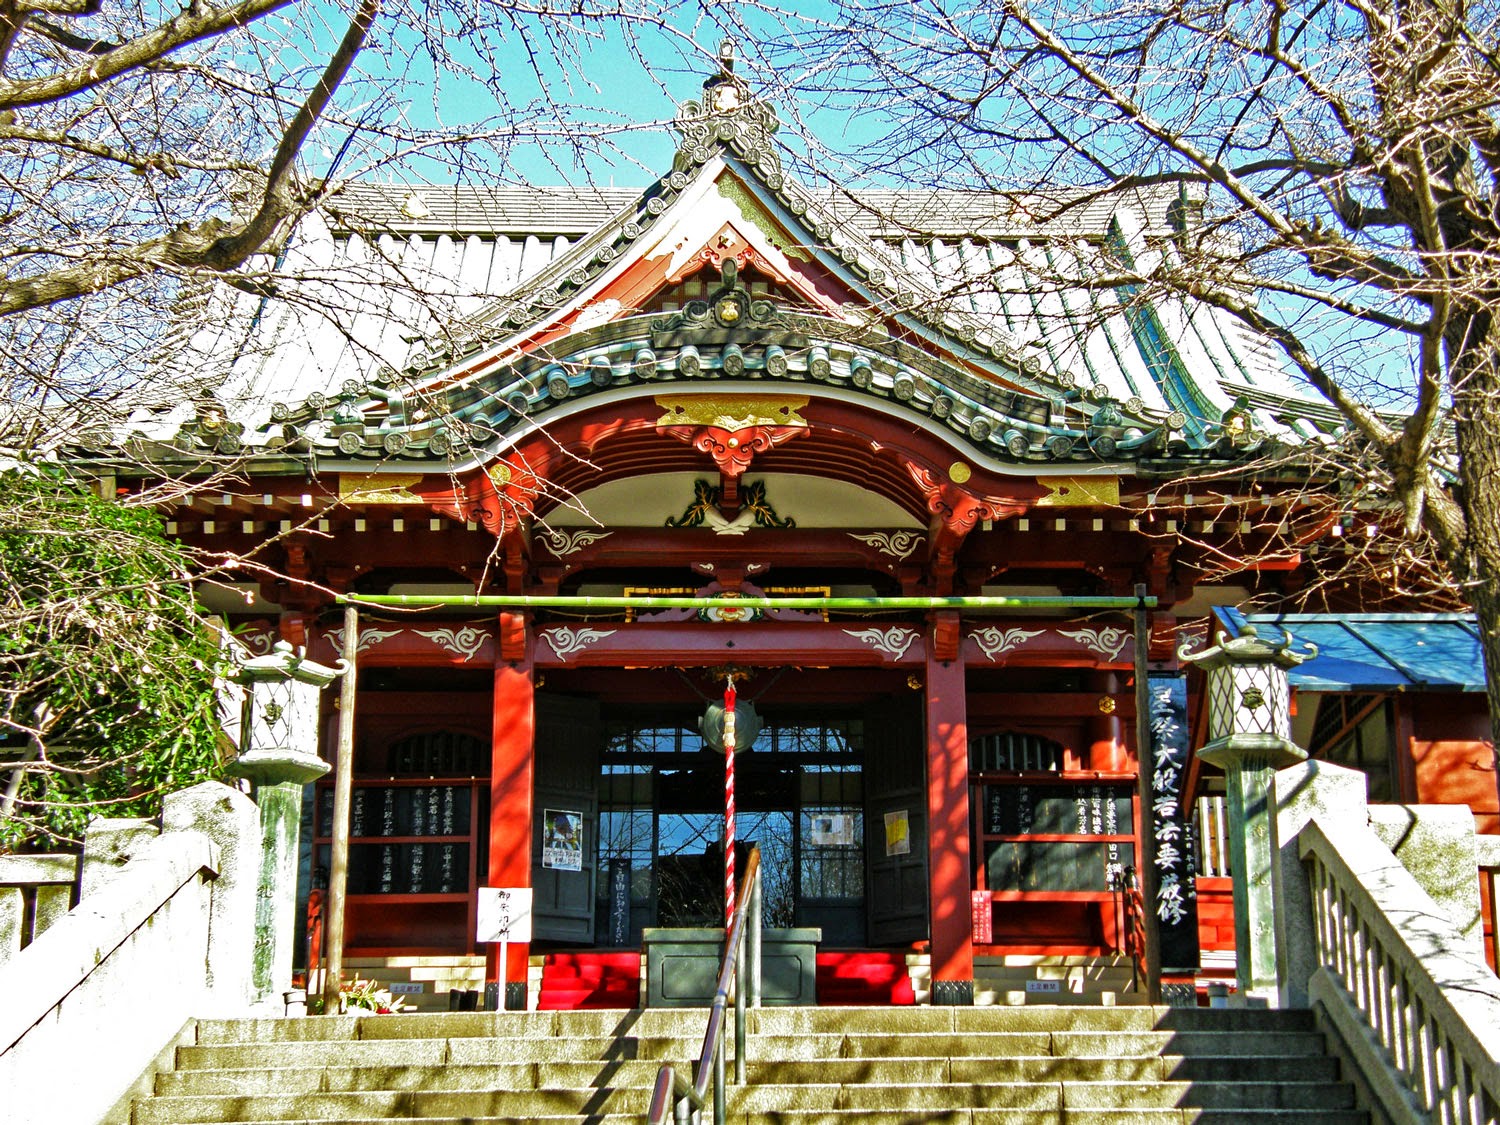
[925,643,973,1003]
[487,611,535,1010]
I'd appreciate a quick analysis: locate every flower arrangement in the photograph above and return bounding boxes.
[340,976,409,1014]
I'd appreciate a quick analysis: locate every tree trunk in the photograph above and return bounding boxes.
[1448,339,1500,816]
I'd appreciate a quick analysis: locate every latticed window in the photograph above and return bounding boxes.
[969,731,1065,773]
[386,730,484,775]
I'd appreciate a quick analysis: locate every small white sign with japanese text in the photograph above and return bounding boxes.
[477,887,534,943]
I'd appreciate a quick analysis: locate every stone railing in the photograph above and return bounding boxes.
[1300,820,1500,1124]
[0,782,258,1125]
[0,854,77,961]
[1271,762,1500,1125]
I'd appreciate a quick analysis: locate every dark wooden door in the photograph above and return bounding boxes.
[864,697,929,945]
[531,693,601,943]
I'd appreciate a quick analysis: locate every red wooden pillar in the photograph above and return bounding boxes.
[925,621,974,1004]
[487,611,535,1010]
[1089,671,1127,771]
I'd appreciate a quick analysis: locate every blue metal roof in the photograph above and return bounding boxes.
[1211,609,1485,693]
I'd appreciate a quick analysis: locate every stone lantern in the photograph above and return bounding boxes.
[228,641,346,1007]
[1179,624,1315,1004]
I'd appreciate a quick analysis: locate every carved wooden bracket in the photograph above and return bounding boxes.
[907,463,1035,592]
[418,459,540,538]
[662,423,805,481]
[499,612,530,663]
[930,610,962,663]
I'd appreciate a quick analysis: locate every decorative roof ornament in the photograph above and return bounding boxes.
[673,39,782,186]
[235,639,348,686]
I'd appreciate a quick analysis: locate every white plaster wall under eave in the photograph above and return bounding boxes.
[541,472,923,529]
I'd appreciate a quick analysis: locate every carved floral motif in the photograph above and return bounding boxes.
[848,531,922,561]
[843,627,920,660]
[540,627,617,660]
[427,626,488,660]
[1059,626,1132,661]
[971,626,1046,661]
[537,529,612,557]
[327,625,403,654]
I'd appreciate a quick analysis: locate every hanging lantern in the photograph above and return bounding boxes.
[699,697,761,754]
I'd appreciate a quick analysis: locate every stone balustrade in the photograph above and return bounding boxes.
[0,782,258,1125]
[1270,760,1500,1125]
[1299,821,1500,1123]
[0,854,78,964]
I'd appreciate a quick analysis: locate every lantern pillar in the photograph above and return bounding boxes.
[228,641,344,1009]
[1179,625,1315,1006]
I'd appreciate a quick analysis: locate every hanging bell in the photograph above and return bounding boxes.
[699,698,761,754]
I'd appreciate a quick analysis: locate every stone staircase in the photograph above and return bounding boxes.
[125,1005,1368,1124]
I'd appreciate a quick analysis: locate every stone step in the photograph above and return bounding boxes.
[132,1076,1359,1125]
[746,1113,1367,1125]
[175,1035,714,1070]
[723,1081,1354,1113]
[177,1027,1331,1072]
[746,1006,1317,1035]
[155,1050,1339,1098]
[836,1030,1329,1058]
[194,1008,695,1044]
[190,1004,1319,1047]
[134,1086,658,1124]
[179,1114,1367,1125]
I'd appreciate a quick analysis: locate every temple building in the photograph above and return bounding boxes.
[85,54,1497,1008]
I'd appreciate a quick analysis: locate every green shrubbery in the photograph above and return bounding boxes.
[0,470,229,851]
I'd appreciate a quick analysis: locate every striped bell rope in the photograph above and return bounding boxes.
[723,678,737,926]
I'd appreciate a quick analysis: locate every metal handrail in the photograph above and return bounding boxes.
[647,846,763,1125]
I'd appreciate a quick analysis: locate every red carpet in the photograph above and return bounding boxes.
[537,951,641,1010]
[816,951,916,1005]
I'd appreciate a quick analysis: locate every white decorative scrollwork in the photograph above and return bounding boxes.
[241,630,275,655]
[541,627,616,660]
[843,627,919,660]
[537,529,612,556]
[971,626,1046,661]
[1059,626,1131,661]
[426,626,488,661]
[848,531,923,561]
[328,625,403,654]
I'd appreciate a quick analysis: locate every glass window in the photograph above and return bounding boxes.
[801,806,864,899]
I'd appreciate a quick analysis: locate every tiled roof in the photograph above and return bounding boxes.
[108,127,1327,470]
[321,181,1174,241]
[326,183,640,237]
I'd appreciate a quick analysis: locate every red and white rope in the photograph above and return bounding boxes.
[723,679,737,926]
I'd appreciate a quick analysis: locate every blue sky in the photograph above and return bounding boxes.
[299,1,879,188]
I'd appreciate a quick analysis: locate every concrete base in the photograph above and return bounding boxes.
[643,926,820,1007]
[930,978,974,1005]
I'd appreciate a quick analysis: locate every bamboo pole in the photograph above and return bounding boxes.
[321,605,359,1014]
[338,593,1155,612]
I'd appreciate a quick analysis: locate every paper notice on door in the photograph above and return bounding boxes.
[542,808,584,871]
[883,809,911,856]
[810,813,855,847]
